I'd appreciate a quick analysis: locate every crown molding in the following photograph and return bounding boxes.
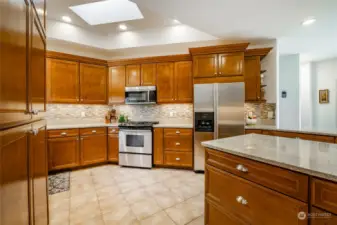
[46,51,108,66]
[189,43,250,56]
[245,47,273,59]
[108,54,191,67]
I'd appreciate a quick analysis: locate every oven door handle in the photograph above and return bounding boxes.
[120,129,152,134]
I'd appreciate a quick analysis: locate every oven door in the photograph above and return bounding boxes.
[119,130,152,154]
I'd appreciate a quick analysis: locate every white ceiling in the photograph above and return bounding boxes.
[46,0,337,61]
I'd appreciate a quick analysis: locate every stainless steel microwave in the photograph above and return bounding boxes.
[125,86,156,105]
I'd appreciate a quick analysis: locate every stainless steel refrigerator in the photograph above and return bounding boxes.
[194,82,245,172]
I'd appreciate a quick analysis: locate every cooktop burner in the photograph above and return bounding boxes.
[118,121,159,130]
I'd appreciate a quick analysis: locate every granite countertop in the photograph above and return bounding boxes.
[202,134,337,182]
[245,124,337,136]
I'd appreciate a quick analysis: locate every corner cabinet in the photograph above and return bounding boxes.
[157,61,193,103]
[80,63,107,104]
[47,59,80,103]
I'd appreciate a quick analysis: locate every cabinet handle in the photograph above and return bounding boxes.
[219,72,222,75]
[32,110,39,115]
[77,138,79,141]
[77,98,80,102]
[29,129,39,136]
[175,142,181,146]
[92,130,97,133]
[236,196,248,205]
[176,130,180,134]
[61,132,67,136]
[80,98,84,102]
[81,138,84,140]
[175,158,181,161]
[236,164,248,173]
[111,129,116,133]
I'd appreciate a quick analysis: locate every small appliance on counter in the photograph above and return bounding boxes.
[125,86,156,105]
[118,121,159,169]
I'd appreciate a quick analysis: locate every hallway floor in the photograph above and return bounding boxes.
[49,165,204,225]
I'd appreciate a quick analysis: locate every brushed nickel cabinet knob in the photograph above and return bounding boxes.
[236,196,248,205]
[236,164,248,173]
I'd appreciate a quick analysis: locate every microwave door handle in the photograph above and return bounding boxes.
[147,90,150,102]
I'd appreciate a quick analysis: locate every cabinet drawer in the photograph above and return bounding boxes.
[108,127,119,134]
[245,129,262,134]
[164,136,192,152]
[298,133,335,143]
[312,178,337,214]
[80,127,107,136]
[311,207,337,225]
[164,151,192,167]
[164,128,192,137]
[48,129,79,138]
[206,148,309,202]
[206,165,308,225]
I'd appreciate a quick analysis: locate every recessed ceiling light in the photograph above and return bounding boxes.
[69,0,143,26]
[119,24,127,31]
[302,18,316,26]
[36,8,44,15]
[62,16,72,23]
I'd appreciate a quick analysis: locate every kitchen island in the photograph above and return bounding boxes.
[202,134,337,225]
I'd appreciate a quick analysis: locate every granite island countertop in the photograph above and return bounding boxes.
[202,134,337,182]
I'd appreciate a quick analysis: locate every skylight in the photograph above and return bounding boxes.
[69,0,144,26]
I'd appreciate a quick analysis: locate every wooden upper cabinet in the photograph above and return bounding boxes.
[141,63,156,86]
[157,62,175,103]
[79,63,107,104]
[47,58,79,103]
[126,65,141,87]
[244,56,261,101]
[175,61,193,103]
[218,52,244,76]
[0,0,31,129]
[30,15,46,115]
[193,54,218,78]
[108,66,125,104]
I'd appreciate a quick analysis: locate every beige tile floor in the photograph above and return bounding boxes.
[49,165,205,225]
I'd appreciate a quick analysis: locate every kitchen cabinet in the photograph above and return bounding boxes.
[218,53,244,76]
[126,64,141,86]
[29,121,49,225]
[311,178,337,215]
[193,54,218,78]
[80,63,107,104]
[108,134,119,162]
[109,66,126,104]
[47,58,80,103]
[157,62,175,103]
[81,134,107,166]
[30,14,46,118]
[153,128,164,165]
[48,136,80,171]
[1,123,31,225]
[0,0,32,129]
[164,151,193,167]
[175,61,193,103]
[141,63,156,86]
[311,207,337,225]
[244,56,261,101]
[245,129,262,134]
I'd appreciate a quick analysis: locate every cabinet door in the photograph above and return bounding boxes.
[141,63,156,86]
[157,62,175,103]
[175,61,193,103]
[48,137,80,171]
[244,56,261,101]
[1,123,31,225]
[80,63,107,104]
[108,134,119,162]
[109,66,125,104]
[29,121,48,225]
[81,134,107,166]
[30,15,46,117]
[153,128,164,165]
[193,54,217,78]
[126,65,141,87]
[47,58,79,103]
[0,0,31,129]
[311,207,337,225]
[218,53,244,76]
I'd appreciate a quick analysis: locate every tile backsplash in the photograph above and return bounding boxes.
[46,104,193,121]
[244,102,276,125]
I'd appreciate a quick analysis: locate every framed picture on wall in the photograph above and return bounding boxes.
[319,89,329,103]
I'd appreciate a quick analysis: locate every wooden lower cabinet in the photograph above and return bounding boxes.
[153,128,164,165]
[164,151,193,167]
[48,136,80,171]
[311,207,337,225]
[206,164,308,225]
[245,129,261,134]
[206,198,243,225]
[108,134,119,162]
[81,134,107,166]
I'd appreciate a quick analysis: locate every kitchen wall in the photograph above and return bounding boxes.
[46,104,193,121]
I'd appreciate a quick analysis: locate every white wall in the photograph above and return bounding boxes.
[299,63,312,129]
[278,54,300,130]
[311,57,337,129]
